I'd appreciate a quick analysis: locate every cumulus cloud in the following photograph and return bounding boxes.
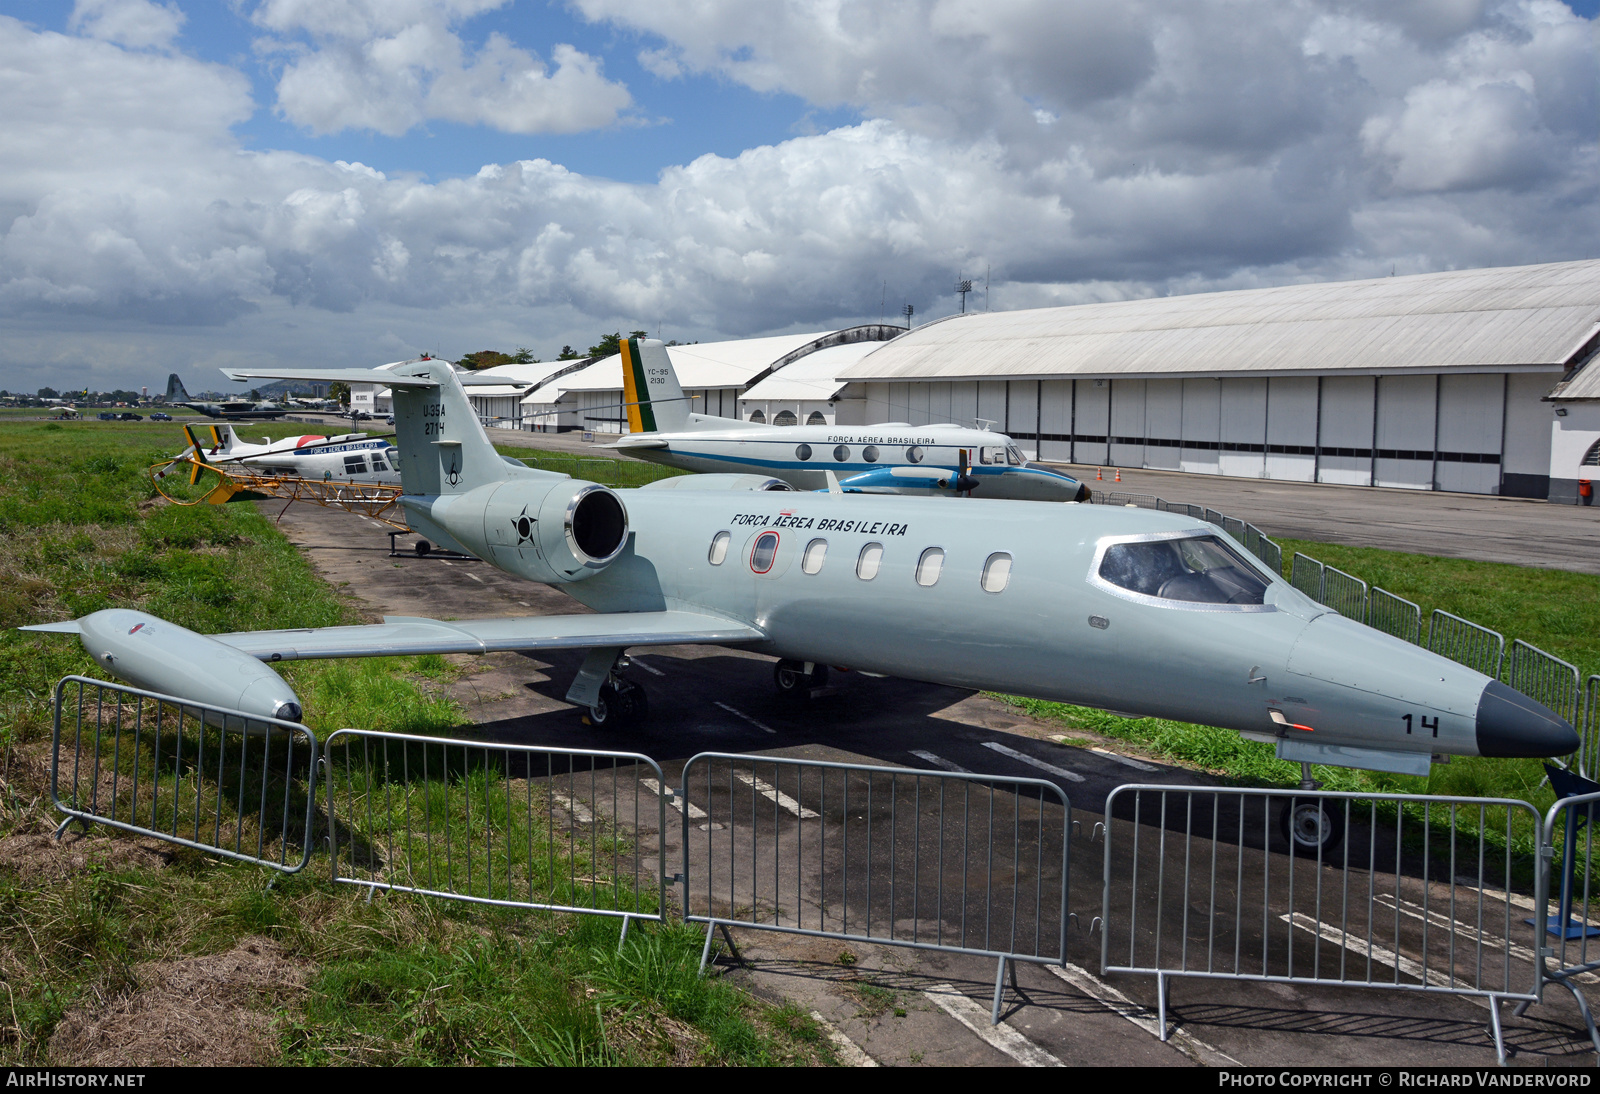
[69,0,185,50]
[0,1,1595,390]
[253,0,631,135]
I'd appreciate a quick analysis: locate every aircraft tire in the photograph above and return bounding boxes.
[589,681,646,728]
[773,660,826,695]
[1278,797,1345,857]
[415,540,432,557]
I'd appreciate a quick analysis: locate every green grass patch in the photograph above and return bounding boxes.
[493,444,690,488]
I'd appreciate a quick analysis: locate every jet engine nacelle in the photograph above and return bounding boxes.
[426,477,630,585]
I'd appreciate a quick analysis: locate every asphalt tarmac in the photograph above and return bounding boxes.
[268,494,1600,1067]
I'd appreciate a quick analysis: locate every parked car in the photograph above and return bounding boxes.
[97,412,115,421]
[386,415,395,425]
[116,412,143,421]
[149,411,172,421]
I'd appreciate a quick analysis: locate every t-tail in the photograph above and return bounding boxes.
[620,338,691,433]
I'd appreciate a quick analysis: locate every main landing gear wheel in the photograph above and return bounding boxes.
[587,679,647,729]
[773,659,828,695]
[1278,797,1345,857]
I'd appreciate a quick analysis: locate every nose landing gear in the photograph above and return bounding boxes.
[1278,762,1345,856]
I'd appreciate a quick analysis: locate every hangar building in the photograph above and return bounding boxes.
[829,259,1600,500]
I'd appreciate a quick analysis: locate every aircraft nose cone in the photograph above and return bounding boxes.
[1475,681,1579,758]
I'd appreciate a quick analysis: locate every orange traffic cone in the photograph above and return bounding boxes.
[1114,468,1122,483]
[1096,467,1103,481]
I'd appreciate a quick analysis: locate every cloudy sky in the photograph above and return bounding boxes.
[1,0,1595,395]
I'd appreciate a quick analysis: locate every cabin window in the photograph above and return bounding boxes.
[708,531,730,565]
[750,531,779,573]
[907,446,925,463]
[1098,535,1268,605]
[981,552,1013,593]
[856,542,883,580]
[807,411,828,425]
[774,410,798,427]
[370,453,389,471]
[802,538,828,574]
[795,443,812,461]
[915,547,945,587]
[833,444,850,462]
[863,445,880,463]
[980,446,1005,465]
[343,455,368,474]
[750,410,766,424]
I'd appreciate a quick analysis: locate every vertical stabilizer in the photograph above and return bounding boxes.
[620,338,691,433]
[387,360,511,496]
[166,373,190,402]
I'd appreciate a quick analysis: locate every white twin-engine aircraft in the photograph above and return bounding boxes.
[25,341,1577,853]
[609,340,1091,501]
[173,423,401,485]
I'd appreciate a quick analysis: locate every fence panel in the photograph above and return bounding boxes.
[51,676,317,873]
[678,753,1070,965]
[1255,535,1284,577]
[1504,640,1583,728]
[1221,515,1247,542]
[1099,492,1161,510]
[1290,553,1324,601]
[1101,785,1545,1050]
[1321,566,1369,621]
[1368,589,1422,645]
[1427,611,1506,679]
[1204,508,1226,527]
[1584,677,1600,785]
[325,730,667,923]
[1539,791,1600,998]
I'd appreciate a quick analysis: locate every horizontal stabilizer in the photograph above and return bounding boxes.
[18,620,83,634]
[223,367,439,388]
[213,610,766,661]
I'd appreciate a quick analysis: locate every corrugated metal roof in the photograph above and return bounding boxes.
[740,341,884,402]
[522,332,829,405]
[838,259,1600,383]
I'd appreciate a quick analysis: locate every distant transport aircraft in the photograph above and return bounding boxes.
[164,374,288,420]
[26,342,1579,853]
[607,339,1090,501]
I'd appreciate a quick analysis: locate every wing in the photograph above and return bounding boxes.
[212,610,766,661]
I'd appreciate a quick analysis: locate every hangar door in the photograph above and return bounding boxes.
[1374,375,1436,489]
[1218,378,1267,478]
[1436,374,1505,494]
[1265,378,1317,482]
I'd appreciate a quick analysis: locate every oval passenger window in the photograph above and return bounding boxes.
[750,531,779,573]
[863,445,879,463]
[708,531,730,565]
[915,547,944,587]
[802,538,827,574]
[795,443,812,461]
[856,542,883,580]
[833,444,851,462]
[907,446,924,463]
[981,552,1012,593]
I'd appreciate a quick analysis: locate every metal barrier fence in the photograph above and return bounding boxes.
[1539,789,1600,1054]
[51,676,318,873]
[1290,552,1324,600]
[1322,566,1369,620]
[1504,641,1583,729]
[1428,610,1507,679]
[678,752,1071,1020]
[1585,677,1600,783]
[1094,491,1161,509]
[1101,784,1546,1063]
[1368,588,1423,644]
[324,730,667,931]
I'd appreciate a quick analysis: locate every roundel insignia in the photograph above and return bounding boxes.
[512,506,537,545]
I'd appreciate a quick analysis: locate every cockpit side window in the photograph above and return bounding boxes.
[1006,445,1025,466]
[1098,536,1269,605]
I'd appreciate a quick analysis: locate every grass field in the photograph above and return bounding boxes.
[0,418,830,1066]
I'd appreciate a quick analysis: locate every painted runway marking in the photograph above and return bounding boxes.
[1089,747,1158,772]
[808,1011,878,1067]
[641,778,707,820]
[467,573,484,583]
[552,794,593,823]
[630,657,666,677]
[735,771,819,818]
[981,741,1085,783]
[1281,912,1467,993]
[714,701,776,734]
[911,750,969,773]
[1045,963,1238,1066]
[923,986,1063,1067]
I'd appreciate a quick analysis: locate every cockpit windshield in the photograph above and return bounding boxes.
[1097,535,1270,605]
[1006,445,1026,467]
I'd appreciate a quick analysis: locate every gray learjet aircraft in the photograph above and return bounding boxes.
[25,339,1578,852]
[608,340,1090,501]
